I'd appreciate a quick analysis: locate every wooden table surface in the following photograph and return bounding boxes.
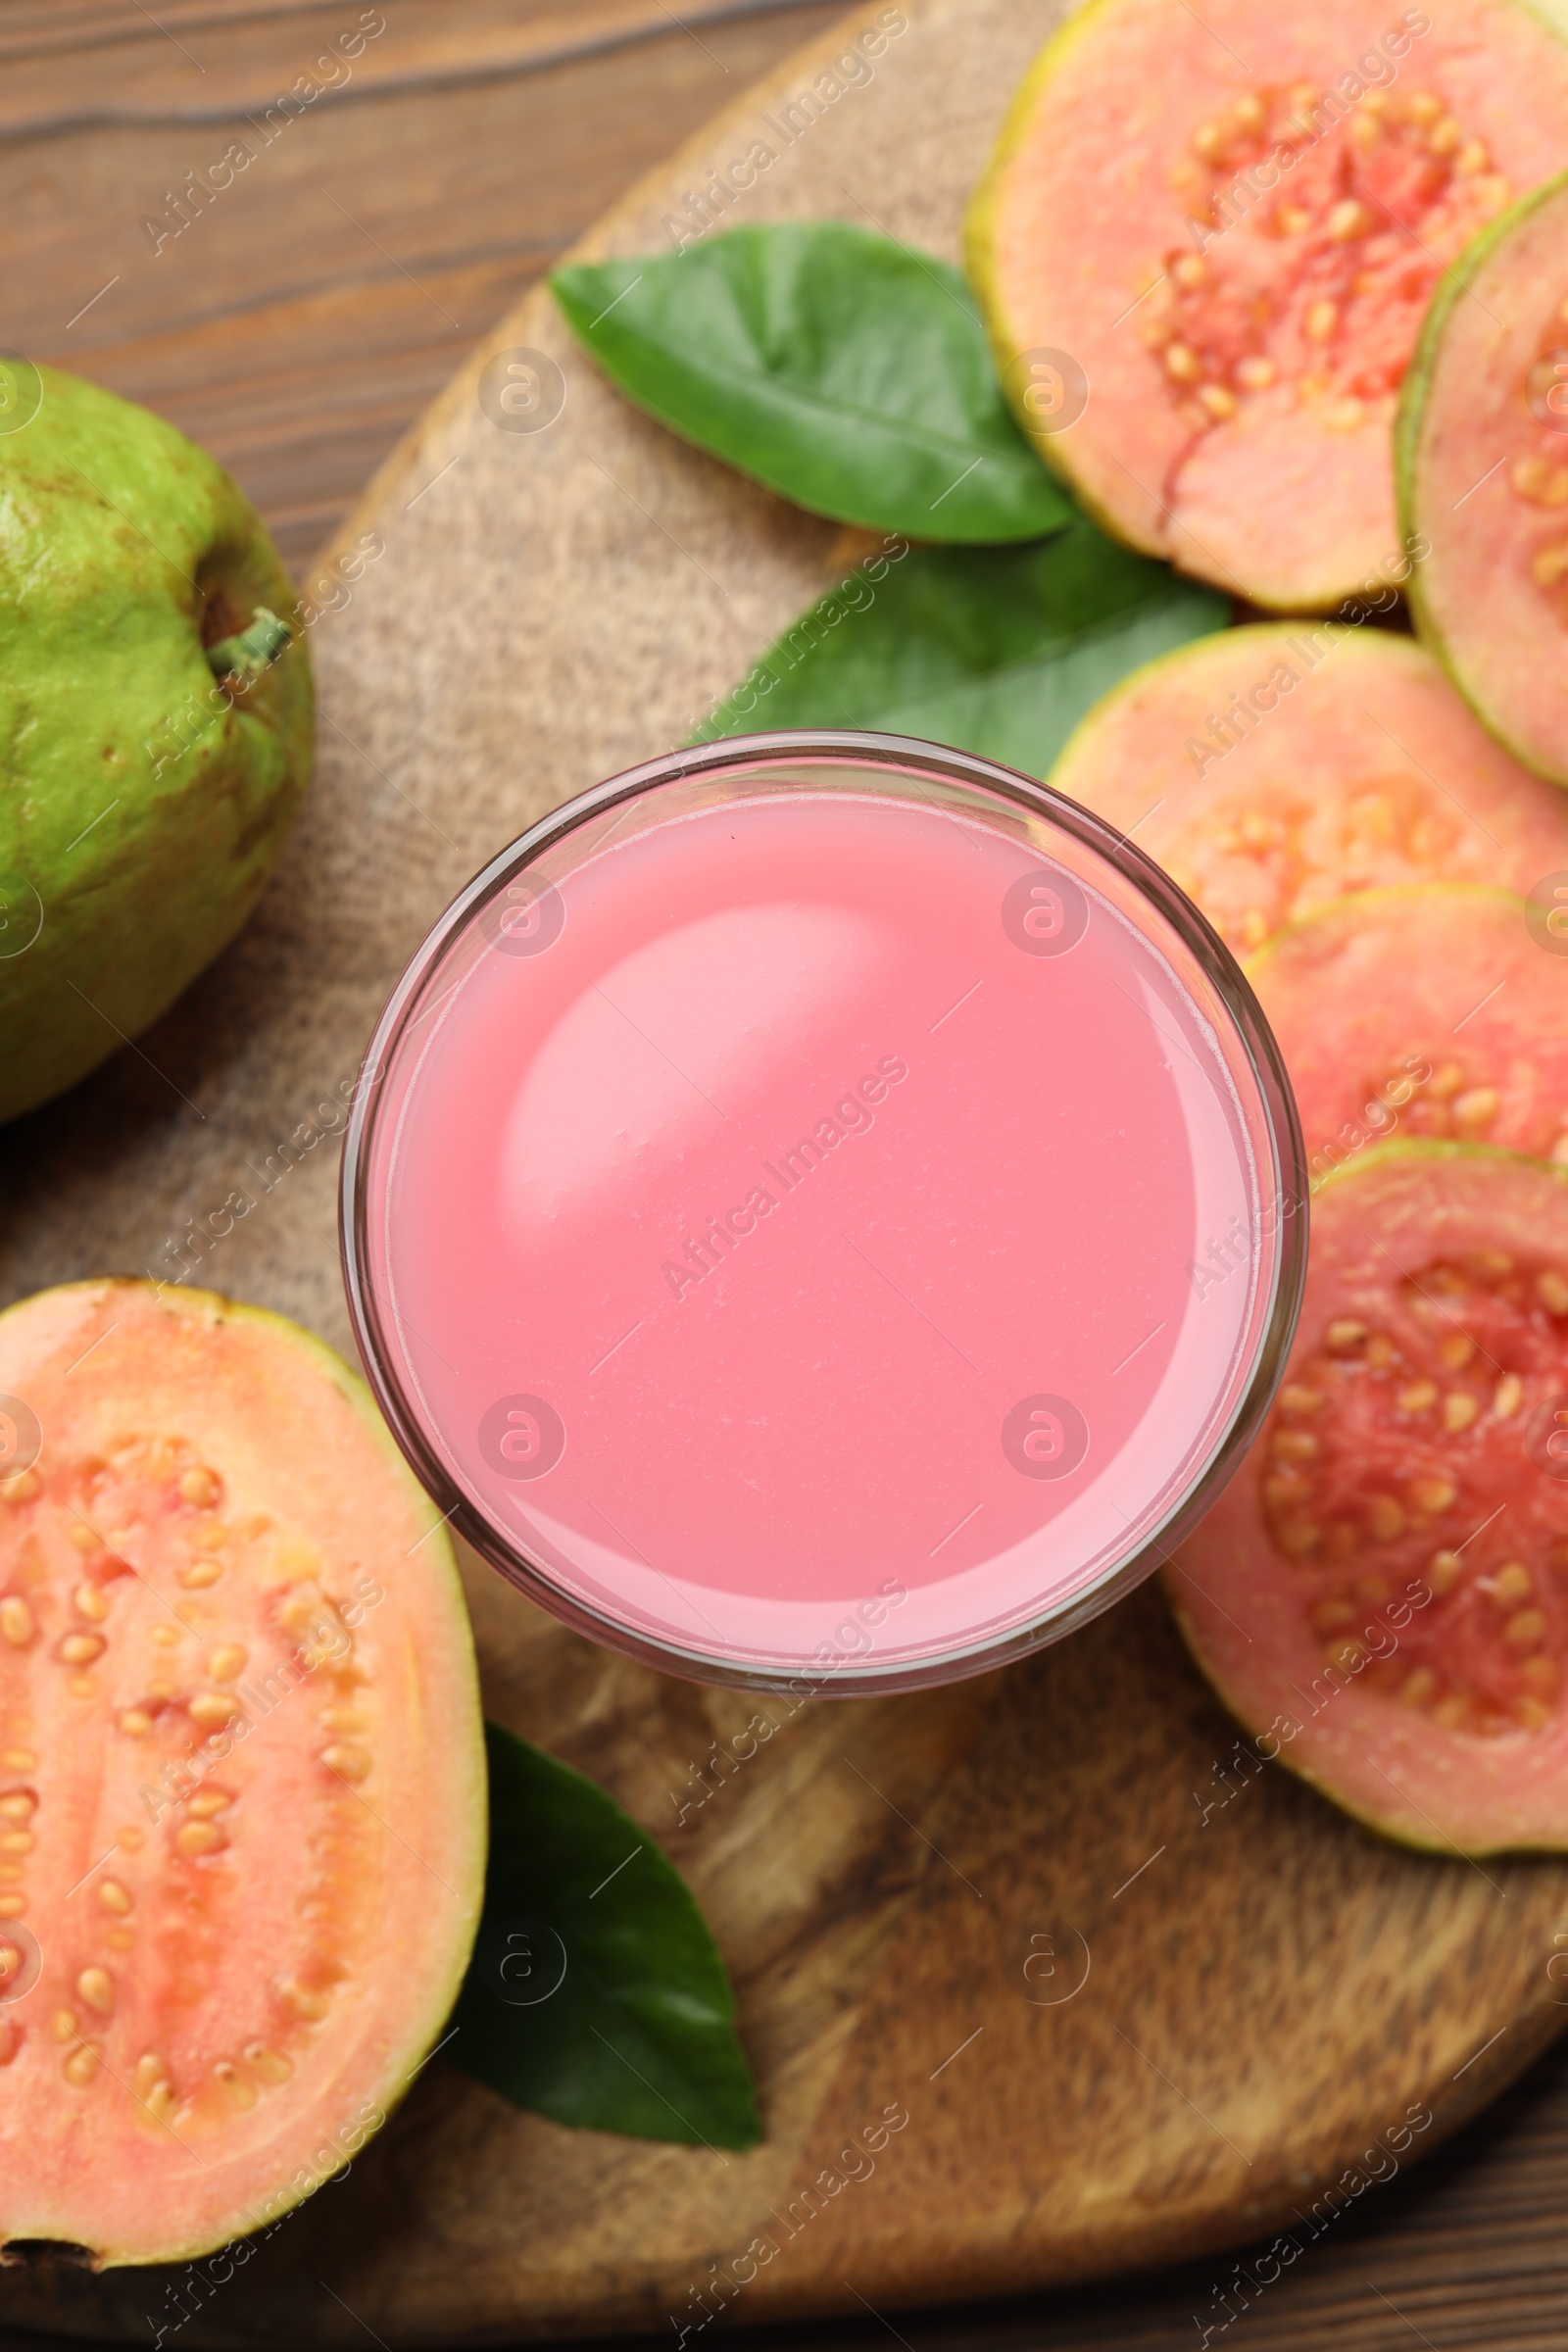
[5,4,1568,2348]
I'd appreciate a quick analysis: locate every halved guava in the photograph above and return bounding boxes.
[1172,1141,1568,1853]
[1048,625,1568,956]
[0,1281,485,2266]
[967,0,1568,611]
[1249,883,1568,1177]
[1399,168,1568,783]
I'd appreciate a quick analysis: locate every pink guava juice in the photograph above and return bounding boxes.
[344,736,1304,1692]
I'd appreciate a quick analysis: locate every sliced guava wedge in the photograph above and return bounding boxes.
[967,0,1568,610]
[0,1281,485,2265]
[1248,883,1568,1177]
[1172,1141,1568,1853]
[1048,624,1568,956]
[1399,167,1568,783]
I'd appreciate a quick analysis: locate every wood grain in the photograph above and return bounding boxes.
[4,2,1568,2348]
[0,0,840,568]
[0,0,846,128]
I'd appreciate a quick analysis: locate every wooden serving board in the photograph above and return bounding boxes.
[4,1,1568,2343]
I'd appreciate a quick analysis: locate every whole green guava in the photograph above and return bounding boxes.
[0,363,313,1122]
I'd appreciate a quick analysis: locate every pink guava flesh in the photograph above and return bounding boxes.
[1172,1143,1568,1854]
[1048,626,1568,956]
[969,0,1568,610]
[1248,883,1568,1178]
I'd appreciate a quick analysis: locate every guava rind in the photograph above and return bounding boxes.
[0,368,313,1124]
[0,1279,485,2266]
[963,2,1122,537]
[1397,167,1568,785]
[1171,1141,1568,1855]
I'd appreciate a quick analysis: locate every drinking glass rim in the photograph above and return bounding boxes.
[339,726,1308,1695]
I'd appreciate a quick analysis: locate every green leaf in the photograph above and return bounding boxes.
[552,222,1071,544]
[449,1723,760,2150]
[693,517,1231,779]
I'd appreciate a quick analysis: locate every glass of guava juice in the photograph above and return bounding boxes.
[342,732,1306,1694]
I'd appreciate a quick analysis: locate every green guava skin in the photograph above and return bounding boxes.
[1395,167,1568,783]
[0,365,312,1122]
